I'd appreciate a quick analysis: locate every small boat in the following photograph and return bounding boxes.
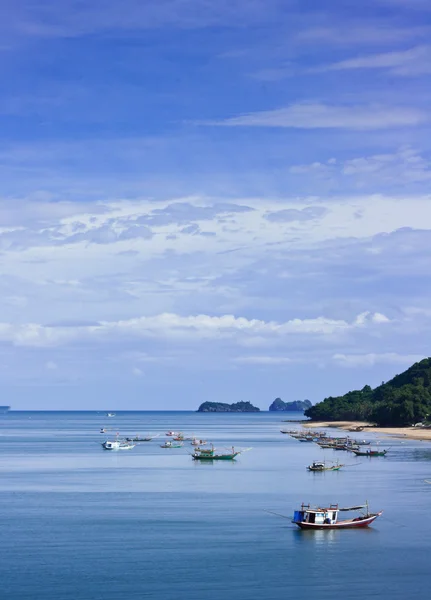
[126,433,160,442]
[100,428,107,434]
[307,461,344,472]
[106,413,116,418]
[355,440,371,446]
[166,430,180,437]
[173,433,185,441]
[160,440,183,448]
[191,445,242,460]
[102,438,135,451]
[292,502,382,530]
[351,448,388,457]
[191,438,207,446]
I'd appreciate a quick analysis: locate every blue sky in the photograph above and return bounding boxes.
[1,0,431,409]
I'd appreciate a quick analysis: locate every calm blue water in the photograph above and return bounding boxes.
[0,411,430,599]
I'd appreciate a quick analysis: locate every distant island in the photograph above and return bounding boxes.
[197,401,260,413]
[269,398,312,412]
[305,357,431,427]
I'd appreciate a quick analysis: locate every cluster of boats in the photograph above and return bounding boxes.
[100,428,248,460]
[283,429,388,457]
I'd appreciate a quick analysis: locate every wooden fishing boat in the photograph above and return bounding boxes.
[191,438,207,446]
[192,445,241,460]
[292,502,382,530]
[102,438,135,451]
[160,440,183,448]
[351,448,388,457]
[307,461,343,472]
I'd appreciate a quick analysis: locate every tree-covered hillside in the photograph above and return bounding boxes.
[305,358,431,426]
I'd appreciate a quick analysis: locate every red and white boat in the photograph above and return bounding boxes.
[292,502,382,530]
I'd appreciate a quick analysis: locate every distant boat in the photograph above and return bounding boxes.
[126,434,160,442]
[307,461,343,472]
[106,413,116,418]
[191,445,246,461]
[160,440,183,448]
[292,502,382,530]
[191,438,207,446]
[351,448,388,457]
[102,438,135,451]
[166,430,180,437]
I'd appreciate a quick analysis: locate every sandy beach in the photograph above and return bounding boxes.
[303,421,431,441]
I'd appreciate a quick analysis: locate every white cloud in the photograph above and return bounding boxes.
[132,367,143,376]
[314,45,431,76]
[296,26,431,46]
[45,361,58,370]
[332,353,424,367]
[210,103,427,130]
[288,147,431,186]
[0,310,389,348]
[234,356,292,364]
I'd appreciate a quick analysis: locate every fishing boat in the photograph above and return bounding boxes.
[100,428,107,433]
[160,440,183,448]
[307,460,344,472]
[351,448,388,457]
[101,438,135,451]
[106,413,116,417]
[191,445,241,461]
[191,438,207,446]
[292,502,382,529]
[126,433,160,442]
[165,430,180,437]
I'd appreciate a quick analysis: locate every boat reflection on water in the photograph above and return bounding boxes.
[292,525,378,546]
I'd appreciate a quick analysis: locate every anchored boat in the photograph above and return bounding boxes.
[101,438,135,451]
[160,440,183,448]
[192,445,242,461]
[292,502,382,530]
[307,460,344,472]
[351,448,388,457]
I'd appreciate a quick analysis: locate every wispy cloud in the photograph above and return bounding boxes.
[314,45,431,76]
[332,352,424,367]
[265,206,328,223]
[296,25,431,46]
[208,103,427,130]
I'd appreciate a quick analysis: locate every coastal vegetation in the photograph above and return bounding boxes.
[197,401,260,412]
[305,358,431,427]
[269,398,312,412]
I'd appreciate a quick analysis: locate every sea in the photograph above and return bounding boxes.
[0,410,430,600]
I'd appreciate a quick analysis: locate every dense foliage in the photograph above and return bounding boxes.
[304,358,431,426]
[269,398,312,412]
[197,401,260,412]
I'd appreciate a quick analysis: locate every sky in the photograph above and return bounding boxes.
[1,0,431,410]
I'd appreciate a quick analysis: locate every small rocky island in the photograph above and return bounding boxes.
[197,401,260,413]
[269,398,312,412]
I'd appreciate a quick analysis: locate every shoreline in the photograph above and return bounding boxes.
[302,420,431,441]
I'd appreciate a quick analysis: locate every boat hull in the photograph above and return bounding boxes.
[192,453,239,460]
[293,513,382,529]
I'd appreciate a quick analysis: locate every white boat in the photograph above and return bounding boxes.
[166,430,180,437]
[102,438,135,451]
[106,413,116,417]
[191,438,207,446]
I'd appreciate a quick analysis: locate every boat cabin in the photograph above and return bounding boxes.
[293,503,339,525]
